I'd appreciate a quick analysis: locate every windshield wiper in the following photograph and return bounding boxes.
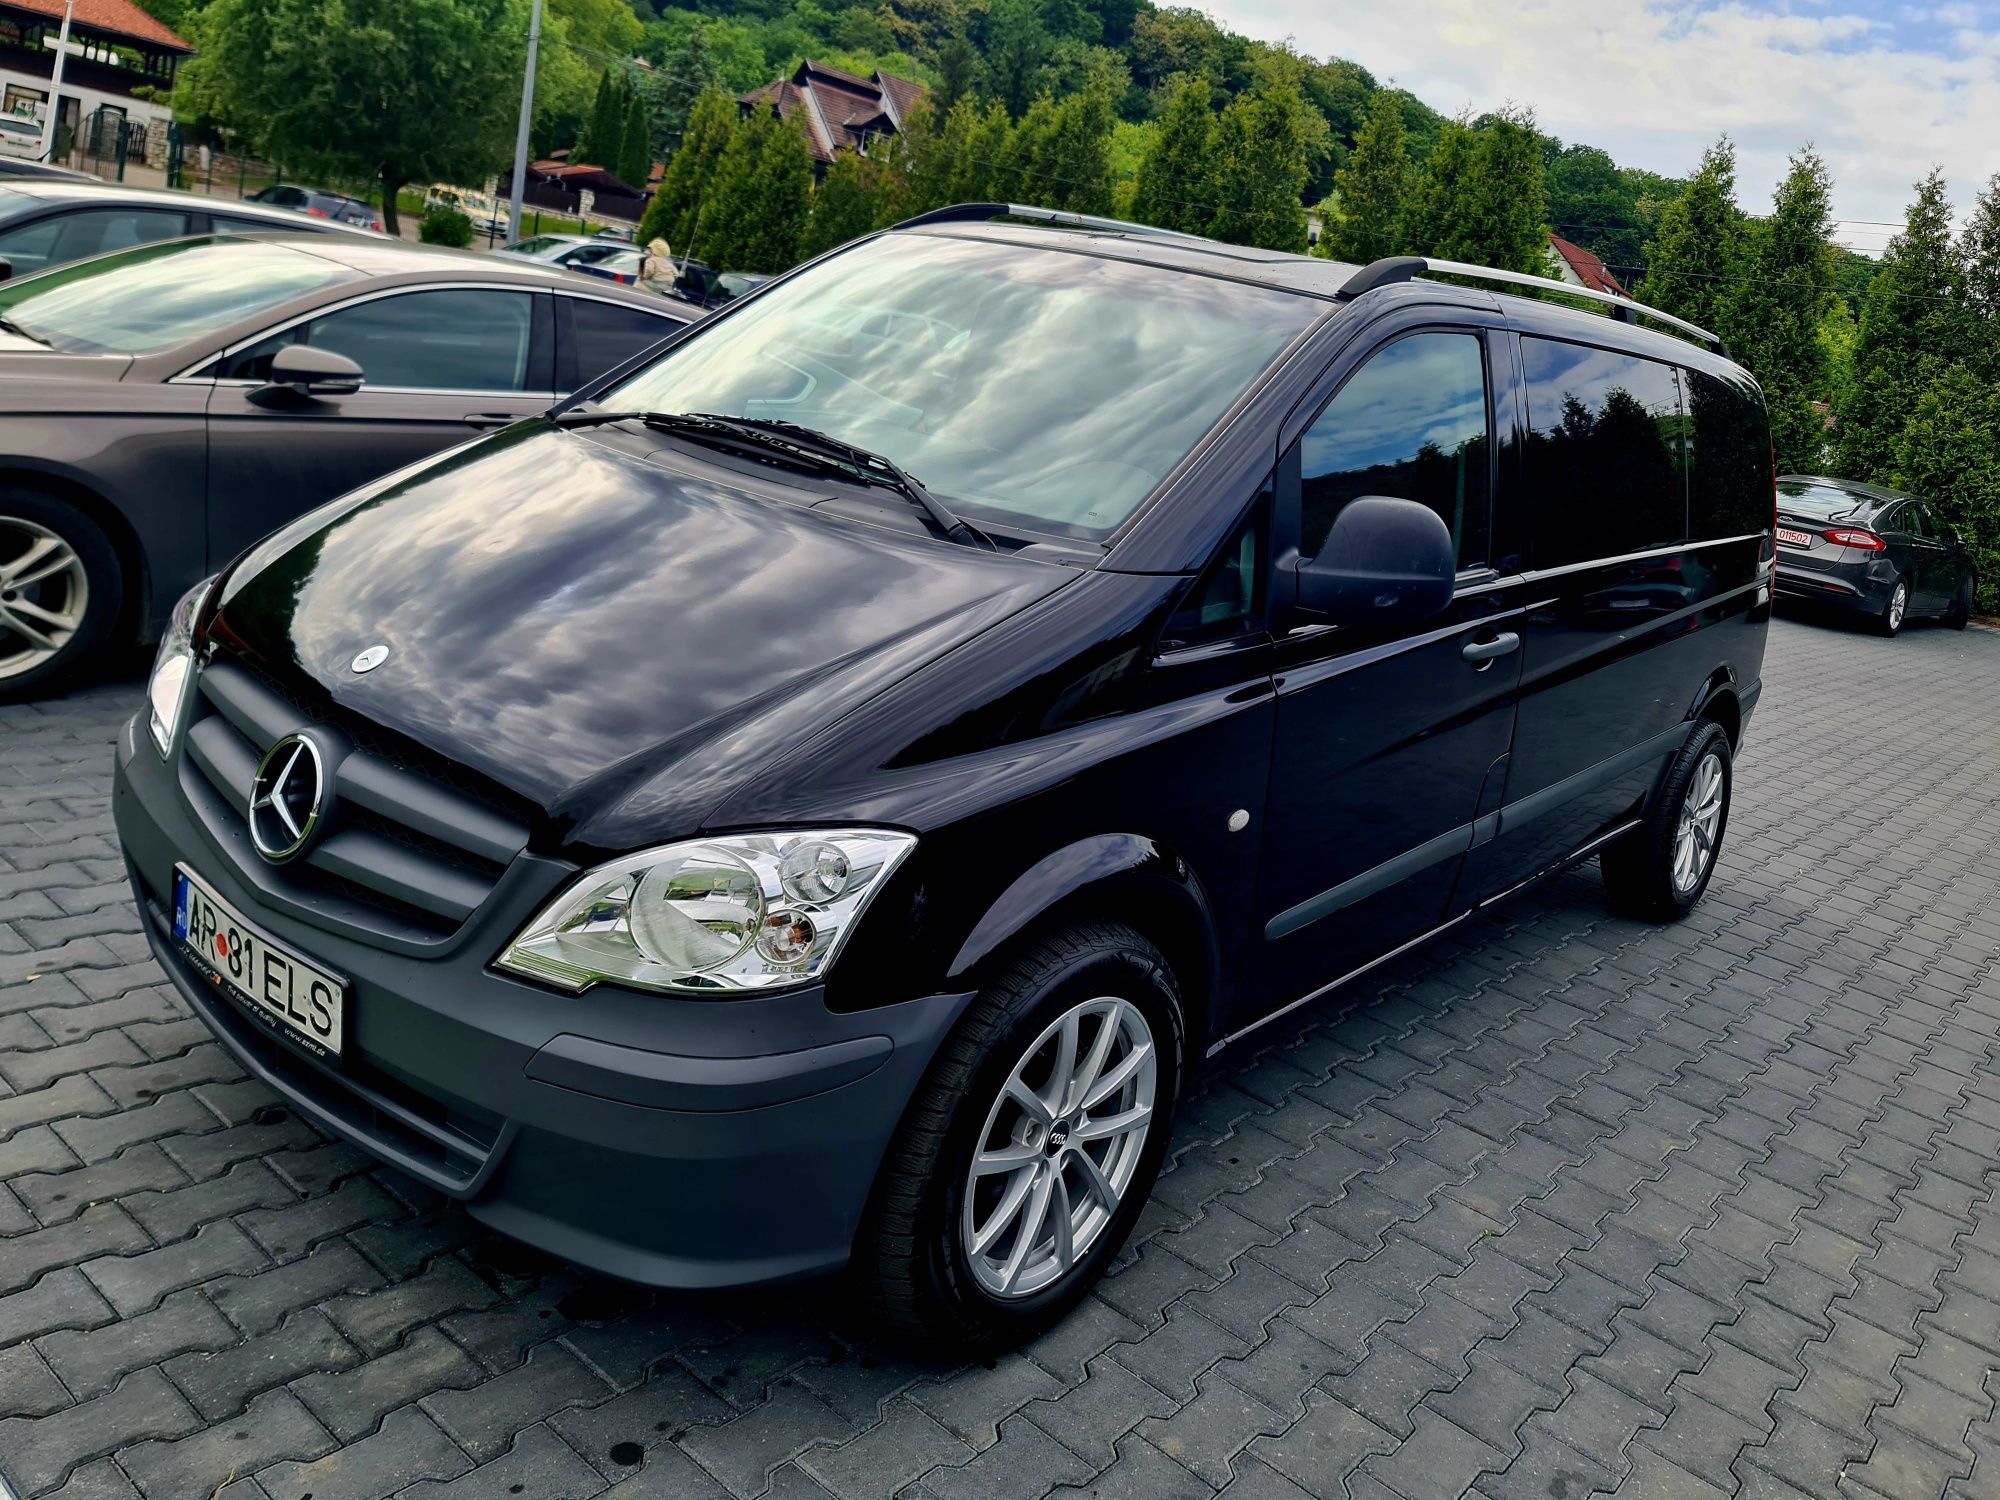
[553,407,996,551]
[0,316,50,348]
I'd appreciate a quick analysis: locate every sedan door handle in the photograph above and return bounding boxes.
[1461,631,1521,666]
[463,412,515,429]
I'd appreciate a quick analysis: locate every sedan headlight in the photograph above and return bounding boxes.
[497,829,915,995]
[146,576,217,757]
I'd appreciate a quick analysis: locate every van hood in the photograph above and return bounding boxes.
[210,423,1076,846]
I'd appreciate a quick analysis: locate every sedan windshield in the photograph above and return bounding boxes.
[1777,481,1867,520]
[602,234,1322,540]
[0,237,360,355]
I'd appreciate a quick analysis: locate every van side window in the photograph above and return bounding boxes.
[1298,332,1491,569]
[1522,338,1686,569]
[1162,488,1269,650]
[1684,368,1770,541]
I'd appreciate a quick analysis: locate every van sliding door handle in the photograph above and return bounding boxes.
[1461,631,1521,666]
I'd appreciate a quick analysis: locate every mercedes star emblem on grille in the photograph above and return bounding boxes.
[248,734,327,863]
[350,644,390,674]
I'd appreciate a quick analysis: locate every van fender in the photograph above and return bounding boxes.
[1685,667,1743,746]
[946,833,1224,1036]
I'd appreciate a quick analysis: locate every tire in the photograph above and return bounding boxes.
[1600,721,1732,923]
[1874,576,1908,637]
[858,921,1184,1354]
[1947,574,1973,630]
[0,489,121,701]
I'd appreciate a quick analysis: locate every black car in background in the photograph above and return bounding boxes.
[115,205,1773,1354]
[0,179,376,279]
[1774,474,1976,634]
[248,184,385,232]
[0,233,693,695]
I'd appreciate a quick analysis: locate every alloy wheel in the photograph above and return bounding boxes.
[1672,750,1725,894]
[0,517,89,682]
[961,995,1157,1299]
[1889,582,1907,632]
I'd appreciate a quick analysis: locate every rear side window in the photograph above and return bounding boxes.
[566,297,680,384]
[1684,369,1771,540]
[1298,331,1492,569]
[0,206,190,275]
[1523,338,1686,569]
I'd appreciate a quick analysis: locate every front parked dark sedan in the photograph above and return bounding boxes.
[0,233,694,696]
[1773,474,1976,635]
[0,178,376,279]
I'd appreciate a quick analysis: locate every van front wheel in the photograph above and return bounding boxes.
[1600,721,1732,922]
[858,922,1183,1355]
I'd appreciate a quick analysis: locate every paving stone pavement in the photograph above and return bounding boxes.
[3,614,1999,1500]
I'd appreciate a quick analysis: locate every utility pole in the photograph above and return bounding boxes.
[506,0,543,245]
[38,0,74,163]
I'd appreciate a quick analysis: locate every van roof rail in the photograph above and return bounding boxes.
[892,201,1211,243]
[1337,254,1728,354]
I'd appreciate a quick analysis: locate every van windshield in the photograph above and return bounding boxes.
[602,234,1321,541]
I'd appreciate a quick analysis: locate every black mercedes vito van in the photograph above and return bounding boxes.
[114,204,1773,1352]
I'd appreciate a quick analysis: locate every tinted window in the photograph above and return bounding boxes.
[0,206,189,274]
[568,296,679,383]
[1685,369,1770,540]
[225,289,538,390]
[1523,338,1686,569]
[1163,489,1269,649]
[0,238,359,355]
[607,234,1318,541]
[1297,331,1491,568]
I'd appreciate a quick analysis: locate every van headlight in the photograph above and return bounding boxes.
[146,576,217,757]
[496,829,915,994]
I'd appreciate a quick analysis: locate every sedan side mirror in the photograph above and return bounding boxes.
[1292,496,1456,628]
[250,344,364,407]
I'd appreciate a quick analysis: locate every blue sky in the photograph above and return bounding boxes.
[1202,0,2000,253]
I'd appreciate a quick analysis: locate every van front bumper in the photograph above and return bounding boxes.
[112,715,971,1290]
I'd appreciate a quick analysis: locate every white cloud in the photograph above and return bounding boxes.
[1199,0,2000,250]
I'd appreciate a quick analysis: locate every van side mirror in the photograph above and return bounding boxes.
[1291,496,1456,628]
[250,344,364,407]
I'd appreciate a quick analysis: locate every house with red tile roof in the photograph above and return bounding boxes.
[0,0,191,159]
[740,59,927,171]
[1547,232,1630,298]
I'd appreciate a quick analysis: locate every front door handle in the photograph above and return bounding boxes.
[1461,631,1521,667]
[463,412,515,429]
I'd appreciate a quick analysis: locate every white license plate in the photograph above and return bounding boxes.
[1776,526,1812,548]
[173,864,345,1059]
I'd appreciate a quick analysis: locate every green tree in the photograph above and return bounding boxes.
[1319,88,1408,263]
[1642,136,1742,334]
[1730,148,1835,470]
[694,109,814,272]
[1401,114,1472,257]
[639,84,735,252]
[935,32,981,112]
[619,90,653,187]
[996,84,1113,212]
[576,68,620,165]
[983,0,1050,118]
[1431,105,1546,273]
[1837,169,1969,481]
[172,0,529,234]
[1130,72,1210,232]
[1203,53,1313,251]
[1961,174,2000,368]
[800,148,894,259]
[1889,365,2000,611]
